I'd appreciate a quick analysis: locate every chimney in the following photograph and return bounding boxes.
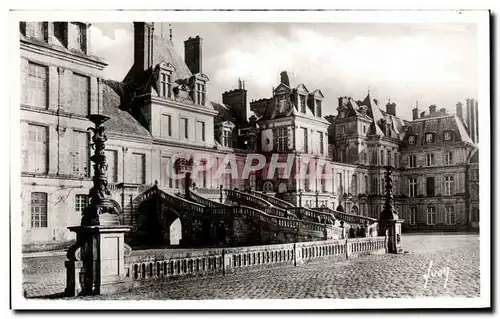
[429,104,437,113]
[223,81,248,122]
[386,101,396,116]
[133,22,155,73]
[440,108,447,114]
[184,35,203,74]
[280,71,290,86]
[456,102,463,119]
[420,111,426,118]
[412,108,419,120]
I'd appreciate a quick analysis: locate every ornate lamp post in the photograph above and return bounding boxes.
[315,190,319,209]
[299,189,303,207]
[379,165,404,254]
[65,114,131,296]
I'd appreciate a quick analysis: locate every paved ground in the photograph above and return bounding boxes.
[22,233,480,299]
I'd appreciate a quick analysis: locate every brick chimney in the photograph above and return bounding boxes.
[412,107,419,120]
[184,35,203,74]
[222,79,248,122]
[429,104,437,114]
[420,111,426,118]
[456,102,463,119]
[386,101,396,116]
[133,22,154,73]
[440,108,447,114]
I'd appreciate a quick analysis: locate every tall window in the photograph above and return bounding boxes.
[75,194,89,213]
[444,151,453,165]
[181,118,189,139]
[160,72,172,98]
[277,127,288,152]
[130,153,145,184]
[160,156,173,188]
[196,121,206,142]
[388,150,392,166]
[363,125,366,135]
[409,178,417,197]
[71,73,90,115]
[445,206,455,225]
[444,131,453,141]
[318,132,324,154]
[321,177,326,192]
[425,133,435,144]
[427,206,436,225]
[426,177,435,197]
[299,95,306,113]
[222,130,232,147]
[394,153,398,168]
[336,173,343,195]
[161,114,172,137]
[69,22,85,52]
[31,192,48,228]
[26,62,48,108]
[105,150,117,183]
[351,174,357,194]
[408,135,416,145]
[316,99,322,117]
[408,155,416,168]
[71,131,88,177]
[410,207,417,225]
[24,124,48,174]
[364,175,368,193]
[196,82,206,105]
[302,128,308,153]
[426,153,434,166]
[444,176,454,196]
[380,150,385,166]
[28,22,46,40]
[386,124,392,137]
[339,125,345,134]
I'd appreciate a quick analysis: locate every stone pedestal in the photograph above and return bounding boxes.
[65,225,131,296]
[378,219,404,254]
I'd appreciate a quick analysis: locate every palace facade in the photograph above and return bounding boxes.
[19,22,480,250]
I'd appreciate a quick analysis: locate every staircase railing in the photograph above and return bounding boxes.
[250,191,296,209]
[226,189,298,220]
[316,207,377,225]
[293,207,336,224]
[188,188,229,208]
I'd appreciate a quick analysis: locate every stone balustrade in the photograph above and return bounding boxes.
[250,191,296,209]
[225,189,273,207]
[317,207,377,225]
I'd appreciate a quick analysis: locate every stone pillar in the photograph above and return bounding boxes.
[379,166,404,254]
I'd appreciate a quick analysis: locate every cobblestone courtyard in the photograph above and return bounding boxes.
[22,233,480,299]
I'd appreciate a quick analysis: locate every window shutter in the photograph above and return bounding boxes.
[287,126,293,150]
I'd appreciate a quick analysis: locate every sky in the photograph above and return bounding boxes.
[91,22,478,121]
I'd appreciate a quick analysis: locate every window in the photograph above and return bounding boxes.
[75,194,89,212]
[302,128,308,153]
[409,178,417,197]
[160,72,172,98]
[444,151,453,165]
[318,132,324,154]
[303,165,310,191]
[427,207,436,225]
[29,22,46,40]
[196,82,206,105]
[69,22,85,52]
[26,62,48,108]
[196,121,206,142]
[336,173,343,195]
[130,153,145,184]
[408,155,416,168]
[181,118,189,139]
[363,125,366,134]
[105,150,117,183]
[71,131,89,177]
[351,174,357,194]
[426,177,435,197]
[360,151,365,164]
[339,125,345,134]
[31,192,48,228]
[380,150,385,166]
[161,114,172,137]
[316,100,322,117]
[394,153,398,168]
[277,127,288,152]
[444,176,454,196]
[24,124,48,174]
[321,177,326,192]
[445,206,455,225]
[161,156,173,188]
[386,124,392,137]
[364,175,368,193]
[299,95,306,113]
[222,130,232,147]
[408,135,416,145]
[425,133,435,144]
[410,207,417,225]
[71,73,90,115]
[388,150,392,166]
[444,131,453,141]
[249,174,256,190]
[426,153,434,166]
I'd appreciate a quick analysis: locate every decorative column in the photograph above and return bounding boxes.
[65,114,131,296]
[378,165,404,254]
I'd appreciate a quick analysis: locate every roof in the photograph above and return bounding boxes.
[405,115,473,144]
[101,80,152,138]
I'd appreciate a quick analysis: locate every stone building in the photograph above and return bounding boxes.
[19,21,480,251]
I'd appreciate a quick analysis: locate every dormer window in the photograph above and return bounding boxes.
[386,124,392,137]
[160,72,172,98]
[299,95,306,113]
[444,130,454,141]
[339,111,346,119]
[340,125,345,134]
[316,99,322,117]
[68,22,86,53]
[425,133,436,144]
[27,22,46,41]
[196,82,206,105]
[222,129,232,147]
[408,135,417,145]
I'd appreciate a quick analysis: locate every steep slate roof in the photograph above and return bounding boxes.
[102,80,152,138]
[405,115,473,144]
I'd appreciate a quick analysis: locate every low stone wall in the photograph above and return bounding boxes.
[124,236,388,288]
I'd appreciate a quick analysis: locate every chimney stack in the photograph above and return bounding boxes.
[456,102,463,119]
[386,101,396,116]
[412,108,419,120]
[184,35,203,74]
[420,111,426,118]
[440,108,447,114]
[223,79,248,122]
[133,22,155,73]
[429,104,436,114]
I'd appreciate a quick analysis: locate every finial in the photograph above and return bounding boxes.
[169,23,172,41]
[368,86,371,94]
[388,98,391,104]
